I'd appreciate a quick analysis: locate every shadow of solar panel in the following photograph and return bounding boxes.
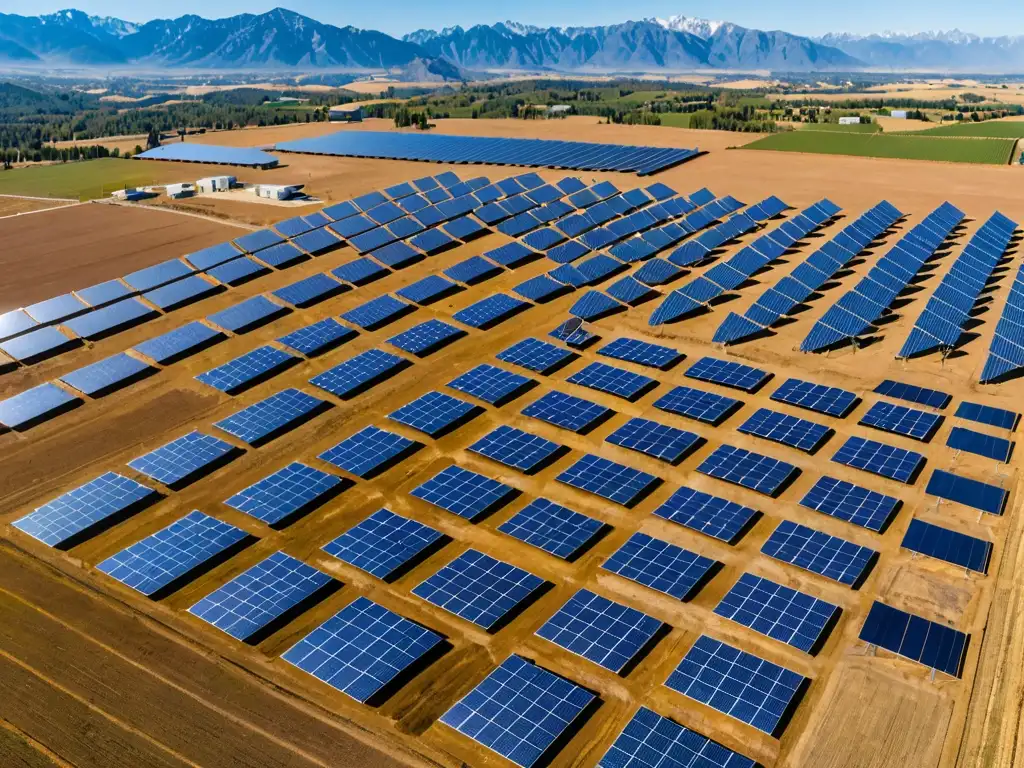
[567,361,656,401]
[831,436,924,484]
[214,388,327,446]
[97,511,249,597]
[189,551,333,642]
[763,520,876,586]
[557,454,659,507]
[397,275,459,305]
[955,402,1018,431]
[447,364,532,406]
[143,274,220,311]
[123,259,195,292]
[470,425,563,473]
[453,294,529,329]
[715,573,839,654]
[498,499,602,560]
[597,338,682,371]
[277,318,356,357]
[665,635,806,736]
[598,707,755,768]
[445,255,502,285]
[75,279,133,308]
[411,466,516,520]
[196,345,297,394]
[946,426,1012,462]
[0,310,38,342]
[207,295,288,334]
[342,295,414,330]
[319,425,419,478]
[388,320,465,357]
[272,273,346,308]
[225,462,343,526]
[874,379,950,409]
[389,391,478,437]
[606,417,700,464]
[331,257,389,286]
[653,385,739,425]
[514,275,569,303]
[770,378,857,418]
[207,256,268,286]
[60,352,154,397]
[697,445,797,496]
[0,382,81,430]
[686,356,770,393]
[13,472,157,548]
[235,229,284,254]
[414,549,544,630]
[522,390,611,433]
[324,509,443,580]
[25,293,90,325]
[926,469,1007,514]
[128,431,239,488]
[293,227,343,255]
[0,326,78,363]
[858,601,968,677]
[134,322,223,365]
[653,487,759,544]
[310,348,408,399]
[548,264,589,288]
[799,476,900,532]
[440,654,595,768]
[283,596,443,702]
[65,297,158,341]
[537,589,662,673]
[902,518,991,573]
[603,532,717,600]
[860,401,942,442]
[738,408,831,453]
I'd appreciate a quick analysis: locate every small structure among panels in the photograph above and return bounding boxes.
[323,509,443,580]
[603,532,718,600]
[858,601,968,677]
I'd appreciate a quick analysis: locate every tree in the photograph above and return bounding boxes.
[146,127,160,150]
[417,112,429,131]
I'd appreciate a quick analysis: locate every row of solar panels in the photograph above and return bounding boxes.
[980,225,1024,383]
[274,130,701,176]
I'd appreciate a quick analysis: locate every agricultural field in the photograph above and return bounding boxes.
[798,122,882,133]
[891,119,1024,138]
[743,131,1016,164]
[0,158,195,201]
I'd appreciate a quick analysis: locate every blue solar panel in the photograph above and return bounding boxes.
[686,356,770,393]
[715,573,839,654]
[369,240,419,268]
[498,498,602,560]
[323,509,443,580]
[214,388,326,446]
[389,391,478,436]
[13,472,157,547]
[548,264,589,288]
[0,382,80,430]
[309,349,408,399]
[902,518,991,573]
[445,256,502,286]
[697,445,797,496]
[74,280,132,308]
[548,320,598,348]
[0,309,37,341]
[440,654,596,768]
[569,291,623,321]
[130,432,235,490]
[225,462,342,526]
[955,401,1018,431]
[59,352,154,397]
[926,469,1007,514]
[762,520,876,585]
[547,240,591,264]
[634,258,683,287]
[143,274,219,311]
[470,425,563,473]
[388,319,464,357]
[874,380,951,409]
[598,707,755,768]
[196,345,297,394]
[134,321,223,364]
[342,295,414,330]
[771,378,857,418]
[397,275,459,305]
[122,259,195,292]
[409,227,456,255]
[97,511,247,596]
[522,390,611,433]
[738,408,831,453]
[831,436,924,484]
[0,326,77,362]
[567,361,655,401]
[946,426,1012,462]
[859,601,968,678]
[272,273,346,308]
[282,596,443,702]
[64,297,157,340]
[411,465,516,520]
[253,242,306,269]
[331,257,389,286]
[605,417,700,463]
[277,317,356,357]
[453,294,529,329]
[447,363,532,405]
[273,216,314,238]
[514,275,568,303]
[557,454,659,506]
[189,551,332,641]
[497,337,575,374]
[207,256,268,286]
[207,296,287,334]
[665,635,806,736]
[800,476,900,531]
[653,487,759,543]
[860,401,942,441]
[603,532,717,600]
[486,241,537,268]
[24,293,89,324]
[653,385,739,425]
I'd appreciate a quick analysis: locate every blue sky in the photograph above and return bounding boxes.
[7,0,1023,38]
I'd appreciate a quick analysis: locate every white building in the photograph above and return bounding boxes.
[196,175,236,193]
[252,183,304,201]
[838,116,861,125]
[166,182,195,199]
[890,110,909,119]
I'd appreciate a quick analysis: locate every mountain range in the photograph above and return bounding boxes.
[0,8,1022,73]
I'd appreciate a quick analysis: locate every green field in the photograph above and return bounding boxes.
[743,131,1015,165]
[0,158,182,200]
[800,122,882,133]
[658,113,693,128]
[891,120,1024,138]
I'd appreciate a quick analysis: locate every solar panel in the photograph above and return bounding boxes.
[252,242,306,269]
[800,476,900,532]
[75,279,132,308]
[859,401,942,441]
[567,362,656,401]
[277,317,357,357]
[207,256,268,286]
[653,385,739,425]
[189,551,331,641]
[497,337,575,374]
[469,425,563,473]
[331,258,389,286]
[762,520,876,586]
[413,549,544,629]
[134,321,223,364]
[282,596,443,702]
[874,380,951,409]
[697,445,798,496]
[445,255,502,284]
[440,654,595,768]
[387,319,465,357]
[738,408,831,453]
[653,487,759,543]
[369,240,419,268]
[323,508,443,580]
[0,382,80,430]
[486,241,537,268]
[234,229,286,254]
[196,345,297,394]
[831,436,924,484]
[926,469,1007,515]
[859,601,968,677]
[514,275,569,303]
[342,295,413,330]
[143,274,220,311]
[597,337,682,370]
[685,356,770,393]
[207,296,287,334]
[309,348,408,399]
[569,291,623,321]
[447,364,532,405]
[318,425,419,478]
[409,227,456,255]
[598,707,755,768]
[272,273,346,308]
[955,401,1018,431]
[603,532,717,600]
[97,511,248,597]
[225,462,342,526]
[902,518,991,573]
[64,297,157,340]
[453,294,529,329]
[498,498,602,560]
[557,454,659,507]
[522,390,611,433]
[0,326,77,362]
[770,378,857,418]
[536,589,662,673]
[214,388,326,446]
[13,472,157,548]
[606,417,700,463]
[388,391,478,437]
[549,319,597,349]
[24,293,89,324]
[397,275,459,305]
[411,465,516,520]
[946,426,1012,462]
[59,352,154,397]
[127,430,238,488]
[666,635,805,735]
[122,259,194,292]
[547,239,591,264]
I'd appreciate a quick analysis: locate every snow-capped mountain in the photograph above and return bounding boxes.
[653,16,725,40]
[819,30,1024,70]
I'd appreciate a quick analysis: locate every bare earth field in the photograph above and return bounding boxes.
[0,196,77,217]
[2,118,1024,768]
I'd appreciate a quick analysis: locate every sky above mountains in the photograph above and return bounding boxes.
[4,0,1023,39]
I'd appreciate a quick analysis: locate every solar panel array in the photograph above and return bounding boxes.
[858,601,968,677]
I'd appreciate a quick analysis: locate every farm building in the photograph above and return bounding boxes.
[251,183,304,201]
[891,110,909,119]
[838,116,862,125]
[196,176,236,193]
[165,182,195,199]
[329,104,363,122]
